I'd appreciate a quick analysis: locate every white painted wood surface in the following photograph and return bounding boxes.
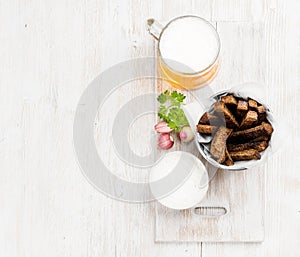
[155,21,266,243]
[156,167,265,242]
[0,0,299,257]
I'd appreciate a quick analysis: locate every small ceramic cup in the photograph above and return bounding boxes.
[149,151,209,210]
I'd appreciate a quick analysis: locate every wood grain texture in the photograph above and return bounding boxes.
[211,0,267,22]
[155,21,265,243]
[0,0,299,256]
[0,0,200,257]
[203,0,300,255]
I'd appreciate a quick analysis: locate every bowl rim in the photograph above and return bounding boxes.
[194,90,274,171]
[150,150,209,209]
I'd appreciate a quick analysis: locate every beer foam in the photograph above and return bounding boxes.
[159,17,219,73]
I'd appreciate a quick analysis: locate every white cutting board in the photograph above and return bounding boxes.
[155,165,265,242]
[154,62,265,243]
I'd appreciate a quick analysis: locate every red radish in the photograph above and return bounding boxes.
[158,133,174,150]
[178,126,194,143]
[154,121,173,133]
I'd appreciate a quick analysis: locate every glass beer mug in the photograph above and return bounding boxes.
[147,15,221,90]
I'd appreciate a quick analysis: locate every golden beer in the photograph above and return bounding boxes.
[148,16,220,90]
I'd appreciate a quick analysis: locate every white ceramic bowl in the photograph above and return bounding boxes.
[183,83,278,171]
[149,151,209,210]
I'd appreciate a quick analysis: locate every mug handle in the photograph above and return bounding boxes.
[147,19,164,40]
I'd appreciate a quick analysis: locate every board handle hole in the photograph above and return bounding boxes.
[193,206,228,217]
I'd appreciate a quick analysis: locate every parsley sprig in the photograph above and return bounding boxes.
[157,90,189,132]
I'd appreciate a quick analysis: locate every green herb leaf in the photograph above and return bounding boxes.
[164,90,170,96]
[168,108,189,131]
[158,105,169,122]
[176,92,186,103]
[157,93,168,104]
[167,121,178,130]
[156,90,189,131]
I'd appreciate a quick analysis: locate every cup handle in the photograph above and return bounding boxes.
[147,18,164,40]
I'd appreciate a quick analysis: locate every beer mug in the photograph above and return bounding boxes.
[147,15,221,90]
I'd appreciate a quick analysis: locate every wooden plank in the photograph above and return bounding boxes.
[155,22,266,242]
[162,0,212,21]
[84,1,203,255]
[203,0,300,255]
[155,168,265,242]
[0,0,201,257]
[211,0,266,22]
[1,0,299,255]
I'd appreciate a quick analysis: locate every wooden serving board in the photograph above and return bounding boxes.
[154,78,265,242]
[153,19,267,242]
[155,165,265,242]
[154,61,265,244]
